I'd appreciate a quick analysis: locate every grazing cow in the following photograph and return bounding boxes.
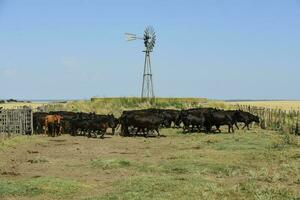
[44,115,63,137]
[235,110,260,130]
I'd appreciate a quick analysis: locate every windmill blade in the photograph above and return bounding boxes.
[125,33,137,41]
[143,26,156,51]
[125,32,136,36]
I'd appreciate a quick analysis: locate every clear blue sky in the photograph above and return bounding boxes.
[0,0,299,100]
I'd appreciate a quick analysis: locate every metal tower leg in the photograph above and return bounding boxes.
[141,51,154,100]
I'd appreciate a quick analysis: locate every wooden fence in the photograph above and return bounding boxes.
[235,105,299,135]
[0,107,33,135]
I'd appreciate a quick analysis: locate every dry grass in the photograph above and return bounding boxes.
[228,101,300,111]
[41,98,226,116]
[0,102,48,109]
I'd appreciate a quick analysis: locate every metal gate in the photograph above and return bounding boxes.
[0,107,33,135]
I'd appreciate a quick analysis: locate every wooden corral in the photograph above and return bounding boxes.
[0,107,33,135]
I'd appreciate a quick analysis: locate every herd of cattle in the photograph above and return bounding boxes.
[33,108,260,138]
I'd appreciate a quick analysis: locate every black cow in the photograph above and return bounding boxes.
[204,110,237,133]
[95,114,118,135]
[70,114,116,138]
[121,109,170,128]
[120,111,166,137]
[161,109,181,128]
[181,113,205,133]
[235,110,260,130]
[179,108,219,132]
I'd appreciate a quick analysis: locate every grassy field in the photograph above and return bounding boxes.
[0,128,299,200]
[228,101,300,111]
[1,98,300,199]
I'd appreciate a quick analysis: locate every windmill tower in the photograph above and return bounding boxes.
[125,26,156,100]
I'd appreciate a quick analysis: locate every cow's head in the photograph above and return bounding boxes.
[107,114,118,129]
[253,115,260,124]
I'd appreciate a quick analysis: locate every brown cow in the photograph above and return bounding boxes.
[44,115,63,137]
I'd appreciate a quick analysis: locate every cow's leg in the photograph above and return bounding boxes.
[86,131,91,138]
[205,124,211,134]
[54,125,57,137]
[155,128,160,137]
[247,123,250,130]
[100,129,106,139]
[231,124,234,133]
[242,123,247,129]
[44,125,47,135]
[135,127,141,136]
[197,125,201,132]
[59,125,63,136]
[111,128,116,135]
[51,125,55,137]
[144,128,149,138]
[235,122,239,129]
[143,128,149,137]
[182,122,187,133]
[182,125,186,133]
[216,125,221,133]
[188,124,193,133]
[183,125,188,133]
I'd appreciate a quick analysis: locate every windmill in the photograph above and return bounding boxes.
[125,26,156,100]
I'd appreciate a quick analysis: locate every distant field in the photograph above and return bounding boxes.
[0,102,47,109]
[227,101,300,111]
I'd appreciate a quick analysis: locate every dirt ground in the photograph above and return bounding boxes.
[0,129,299,200]
[0,130,185,199]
